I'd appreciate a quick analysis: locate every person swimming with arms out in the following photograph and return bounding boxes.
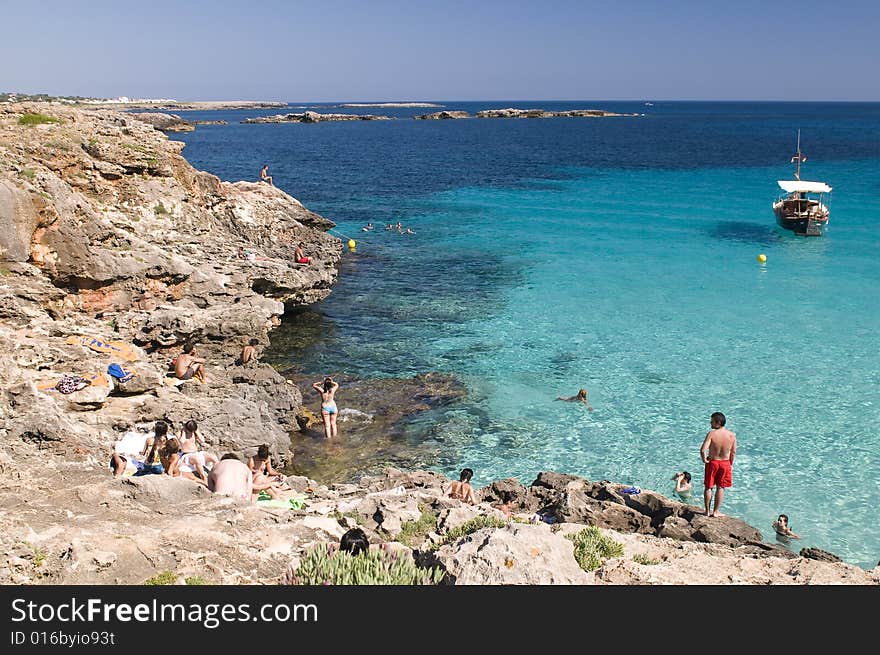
[311,376,340,439]
[556,388,593,411]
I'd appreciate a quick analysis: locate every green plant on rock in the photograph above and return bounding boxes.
[287,545,443,585]
[632,554,661,566]
[154,201,168,215]
[566,526,625,572]
[185,576,209,585]
[431,515,508,551]
[18,113,61,126]
[398,504,438,548]
[32,547,46,568]
[20,168,35,180]
[144,571,178,585]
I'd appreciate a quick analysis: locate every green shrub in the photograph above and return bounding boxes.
[32,547,46,568]
[431,515,508,550]
[566,526,624,571]
[398,505,438,548]
[185,576,209,585]
[286,545,443,585]
[632,554,661,566]
[18,113,61,126]
[20,168,35,180]
[154,202,167,215]
[144,571,178,585]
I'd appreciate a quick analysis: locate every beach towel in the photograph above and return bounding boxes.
[620,486,641,495]
[36,371,111,392]
[54,375,91,394]
[114,431,148,457]
[107,363,137,383]
[66,335,140,362]
[256,497,306,510]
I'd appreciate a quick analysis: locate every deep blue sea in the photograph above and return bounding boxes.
[171,101,880,568]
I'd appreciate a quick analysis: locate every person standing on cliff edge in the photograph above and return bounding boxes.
[700,411,736,517]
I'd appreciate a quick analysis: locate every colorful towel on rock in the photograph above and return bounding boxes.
[37,371,113,392]
[107,363,137,383]
[54,375,91,394]
[66,335,140,362]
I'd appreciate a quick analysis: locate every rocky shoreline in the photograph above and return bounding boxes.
[1,102,877,585]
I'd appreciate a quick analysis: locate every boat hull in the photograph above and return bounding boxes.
[774,211,827,236]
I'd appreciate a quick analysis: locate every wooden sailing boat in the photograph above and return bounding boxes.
[772,130,832,236]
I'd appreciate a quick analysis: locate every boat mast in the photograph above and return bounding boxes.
[795,129,802,181]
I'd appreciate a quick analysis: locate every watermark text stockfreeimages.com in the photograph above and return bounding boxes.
[10,597,318,630]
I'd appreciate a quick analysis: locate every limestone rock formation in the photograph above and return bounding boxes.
[242,111,393,124]
[0,102,342,464]
[475,108,638,119]
[414,111,470,120]
[128,112,195,132]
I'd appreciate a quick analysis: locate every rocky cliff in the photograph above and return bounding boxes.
[0,102,342,465]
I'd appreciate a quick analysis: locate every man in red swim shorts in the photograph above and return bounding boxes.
[699,411,737,517]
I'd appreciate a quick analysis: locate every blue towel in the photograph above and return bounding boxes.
[620,486,641,495]
[107,363,135,383]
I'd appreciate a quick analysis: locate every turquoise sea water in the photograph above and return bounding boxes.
[173,102,880,568]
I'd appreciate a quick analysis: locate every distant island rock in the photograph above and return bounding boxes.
[128,112,195,132]
[414,110,471,120]
[341,102,442,108]
[475,107,639,118]
[242,111,393,124]
[192,119,228,125]
[88,100,287,110]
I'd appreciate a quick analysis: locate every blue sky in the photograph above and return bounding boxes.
[3,0,879,101]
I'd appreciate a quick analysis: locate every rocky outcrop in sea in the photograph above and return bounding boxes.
[414,111,471,120]
[242,111,393,124]
[475,107,639,118]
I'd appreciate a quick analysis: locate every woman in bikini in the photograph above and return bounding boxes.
[177,419,218,482]
[311,377,340,439]
[160,437,206,486]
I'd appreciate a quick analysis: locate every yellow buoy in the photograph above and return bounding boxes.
[348,239,356,249]
[757,254,767,263]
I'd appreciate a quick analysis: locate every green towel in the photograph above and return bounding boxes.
[257,496,306,510]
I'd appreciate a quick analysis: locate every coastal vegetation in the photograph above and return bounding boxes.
[144,571,178,586]
[184,576,209,585]
[431,515,509,550]
[632,554,661,566]
[566,526,625,571]
[397,504,438,548]
[286,546,444,585]
[18,112,61,126]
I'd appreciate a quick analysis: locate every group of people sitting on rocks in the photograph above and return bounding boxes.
[110,420,296,503]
